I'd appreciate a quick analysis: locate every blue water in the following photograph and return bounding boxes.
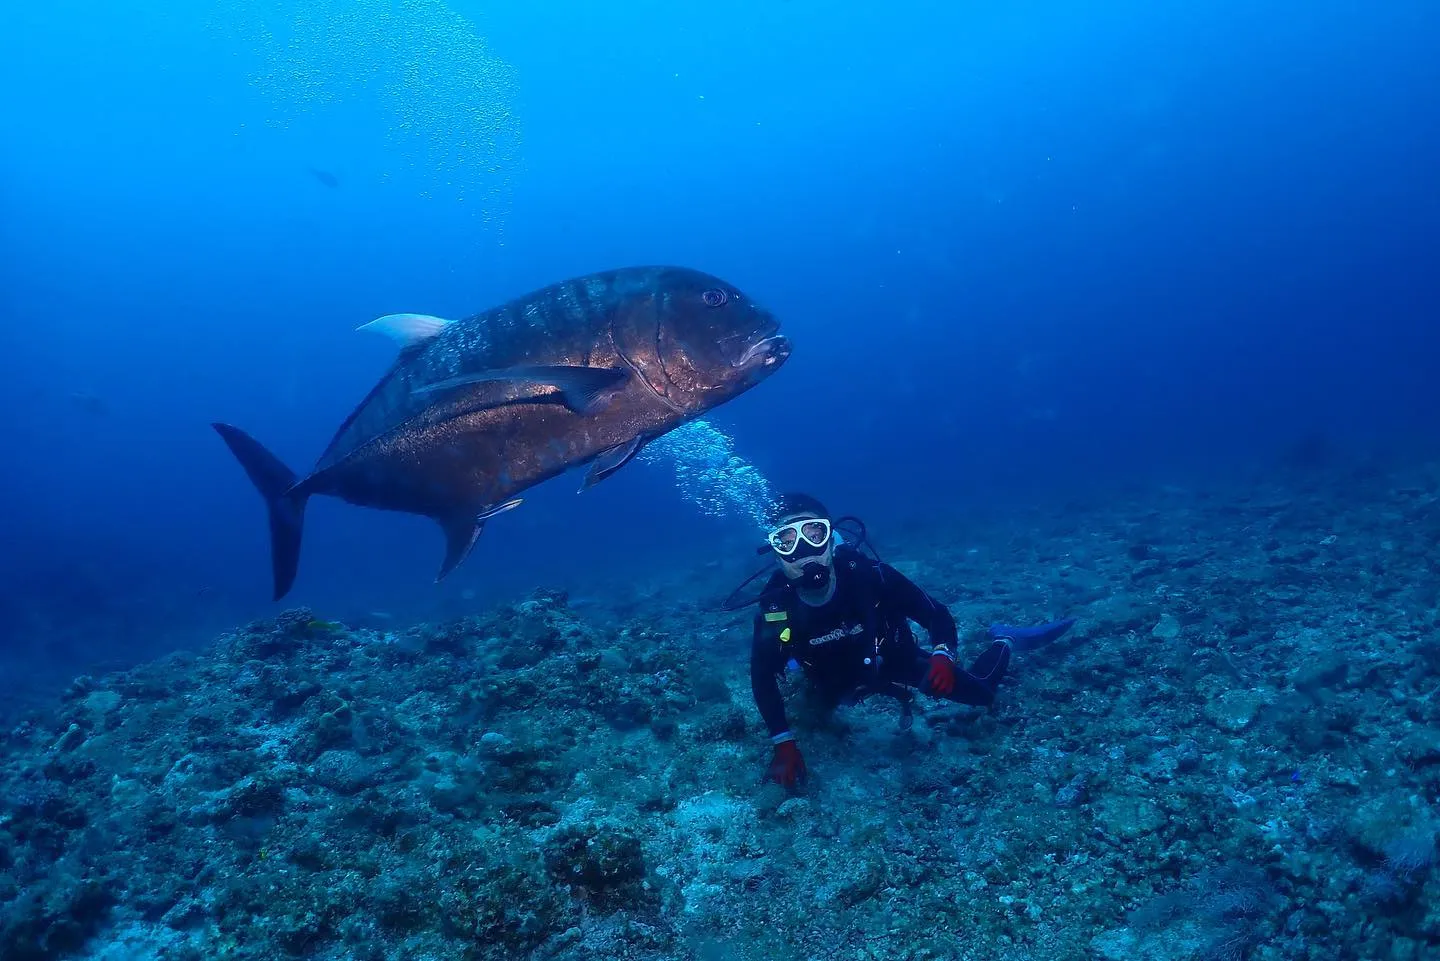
[2,0,1437,678]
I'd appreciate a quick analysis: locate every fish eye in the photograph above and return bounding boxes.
[701,288,728,308]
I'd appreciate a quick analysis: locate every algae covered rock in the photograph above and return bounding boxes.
[0,872,118,961]
[1291,650,1349,693]
[819,854,887,908]
[77,690,121,726]
[438,856,569,954]
[1204,688,1271,733]
[1152,613,1183,640]
[1099,861,1275,961]
[543,822,648,905]
[308,749,382,795]
[1097,791,1165,840]
[217,773,286,820]
[693,703,748,743]
[1090,921,1205,961]
[1347,792,1438,860]
[1396,727,1440,769]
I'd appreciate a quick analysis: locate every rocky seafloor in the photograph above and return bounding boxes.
[2,460,1439,961]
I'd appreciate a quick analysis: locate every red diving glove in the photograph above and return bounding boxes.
[767,740,807,788]
[925,648,956,695]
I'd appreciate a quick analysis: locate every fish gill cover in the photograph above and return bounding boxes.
[3,0,1440,960]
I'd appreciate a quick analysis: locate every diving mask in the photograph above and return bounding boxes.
[768,517,832,557]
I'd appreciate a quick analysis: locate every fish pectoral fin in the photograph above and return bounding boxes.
[413,365,628,415]
[435,515,484,582]
[581,437,646,490]
[547,365,629,415]
[357,313,453,347]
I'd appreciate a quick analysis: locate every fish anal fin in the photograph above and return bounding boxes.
[581,437,645,490]
[434,500,524,581]
[436,516,483,582]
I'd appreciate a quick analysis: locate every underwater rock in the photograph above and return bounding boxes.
[1097,792,1165,840]
[543,823,648,908]
[1396,727,1440,769]
[477,730,511,754]
[1151,613,1183,640]
[6,455,1440,958]
[1292,651,1350,692]
[693,703,748,742]
[217,774,286,820]
[1204,688,1271,733]
[1347,794,1438,862]
[1131,559,1166,581]
[1139,738,1203,782]
[774,797,811,820]
[51,724,86,753]
[308,750,381,795]
[1054,771,1090,806]
[272,679,321,713]
[77,690,120,724]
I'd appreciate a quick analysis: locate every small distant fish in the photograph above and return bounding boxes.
[213,266,791,599]
[70,391,109,416]
[307,167,339,188]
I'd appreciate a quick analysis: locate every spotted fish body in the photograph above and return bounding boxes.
[213,265,790,599]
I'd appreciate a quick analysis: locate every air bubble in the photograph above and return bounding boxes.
[211,0,522,221]
[640,421,778,532]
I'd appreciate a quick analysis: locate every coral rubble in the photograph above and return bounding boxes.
[2,462,1438,960]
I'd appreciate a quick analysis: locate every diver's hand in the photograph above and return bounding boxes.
[767,740,807,789]
[925,649,956,695]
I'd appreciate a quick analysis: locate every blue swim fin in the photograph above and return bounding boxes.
[989,617,1076,652]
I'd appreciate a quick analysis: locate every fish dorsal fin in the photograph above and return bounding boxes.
[414,365,628,416]
[357,313,453,348]
[581,437,646,490]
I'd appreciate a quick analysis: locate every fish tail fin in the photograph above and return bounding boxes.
[212,422,309,601]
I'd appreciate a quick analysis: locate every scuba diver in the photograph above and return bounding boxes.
[748,493,1075,789]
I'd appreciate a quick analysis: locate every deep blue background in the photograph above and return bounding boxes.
[2,0,1437,676]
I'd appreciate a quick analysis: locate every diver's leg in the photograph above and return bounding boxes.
[896,642,1011,706]
[799,677,846,718]
[966,640,1011,690]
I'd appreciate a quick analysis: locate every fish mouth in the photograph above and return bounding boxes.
[733,333,791,370]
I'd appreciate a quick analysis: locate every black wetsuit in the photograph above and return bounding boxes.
[750,544,1010,741]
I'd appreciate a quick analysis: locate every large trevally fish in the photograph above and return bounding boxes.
[214,265,790,599]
